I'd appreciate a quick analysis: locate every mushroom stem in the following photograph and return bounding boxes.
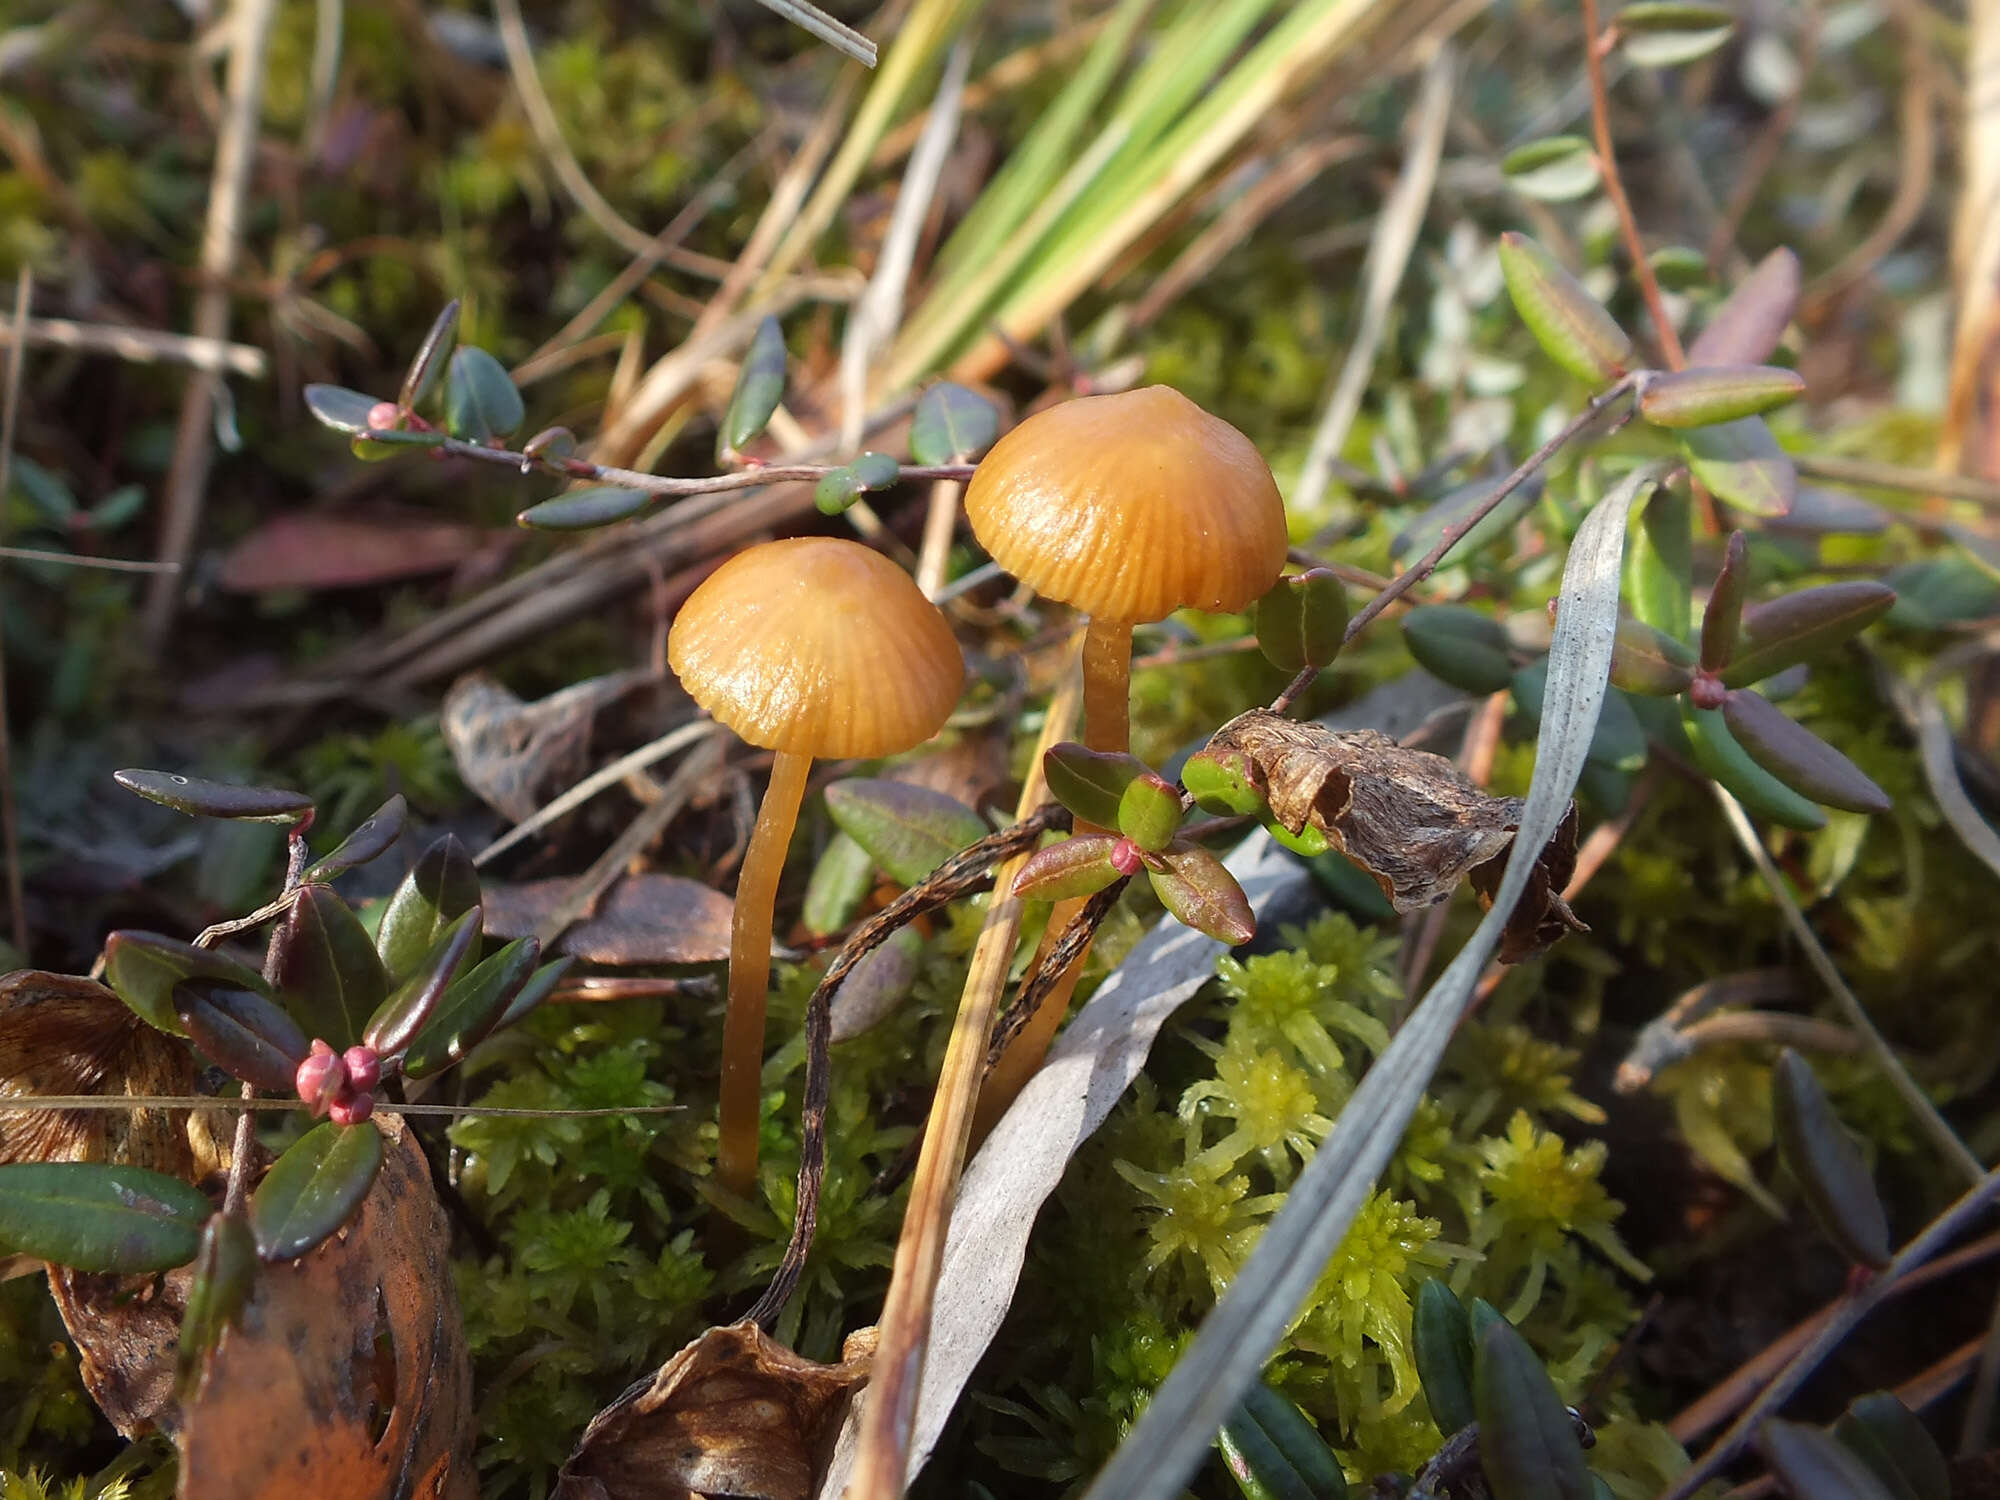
[716,748,812,1200]
[1080,616,1134,753]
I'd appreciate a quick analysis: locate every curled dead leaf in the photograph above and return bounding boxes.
[557,1321,875,1500]
[482,873,733,965]
[442,670,659,823]
[1206,709,1584,962]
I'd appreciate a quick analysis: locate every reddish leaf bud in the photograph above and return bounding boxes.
[329,1090,375,1127]
[1110,838,1144,877]
[295,1045,347,1117]
[341,1045,381,1093]
[1689,672,1726,710]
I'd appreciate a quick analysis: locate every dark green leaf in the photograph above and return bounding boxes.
[1773,1048,1892,1267]
[104,931,268,1037]
[1701,530,1751,672]
[1648,245,1711,291]
[303,384,385,436]
[401,937,540,1080]
[1758,1419,1900,1500]
[1390,475,1540,563]
[0,1162,212,1273]
[399,299,460,412]
[275,884,389,1051]
[854,451,902,490]
[248,1121,384,1262]
[175,981,310,1092]
[803,830,876,937]
[300,794,406,884]
[1834,1395,1950,1500]
[1413,1278,1476,1435]
[1498,232,1633,385]
[1254,569,1349,674]
[176,1211,257,1397]
[1013,835,1128,902]
[1043,744,1150,828]
[517,486,652,531]
[1627,485,1694,640]
[1404,605,1515,694]
[1182,746,1269,818]
[1885,557,2000,628]
[113,769,311,824]
[1146,841,1255,945]
[376,834,481,984]
[1681,416,1796,518]
[1513,660,1648,770]
[824,779,987,886]
[1723,690,1891,814]
[1683,703,1826,829]
[364,907,482,1057]
[1641,366,1805,428]
[497,955,573,1031]
[1217,1382,1349,1500]
[1610,617,1696,696]
[1117,774,1183,853]
[444,346,524,443]
[1688,247,1801,367]
[721,316,787,455]
[909,382,1000,464]
[1475,1319,1593,1500]
[1722,582,1895,687]
[1500,136,1600,202]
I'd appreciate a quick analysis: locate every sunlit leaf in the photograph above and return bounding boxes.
[248,1121,384,1262]
[113,769,312,824]
[0,1161,212,1273]
[909,382,1000,465]
[1498,232,1633,385]
[824,779,988,886]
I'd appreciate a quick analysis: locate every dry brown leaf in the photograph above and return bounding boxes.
[483,872,733,965]
[175,1115,475,1500]
[442,670,658,823]
[1207,709,1584,962]
[557,1321,874,1500]
[217,510,500,593]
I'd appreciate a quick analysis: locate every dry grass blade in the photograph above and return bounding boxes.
[844,669,1080,1500]
[747,0,879,66]
[1293,44,1454,515]
[476,721,718,867]
[0,316,266,376]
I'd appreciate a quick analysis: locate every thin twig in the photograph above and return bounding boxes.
[142,0,280,649]
[0,1096,681,1118]
[475,720,718,866]
[0,546,181,573]
[1293,47,1454,515]
[1579,0,1684,366]
[0,269,30,959]
[0,316,267,376]
[1663,1163,2000,1500]
[1274,374,1640,714]
[1714,787,1983,1183]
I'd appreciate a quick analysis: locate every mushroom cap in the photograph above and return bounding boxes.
[964,386,1288,623]
[669,537,963,759]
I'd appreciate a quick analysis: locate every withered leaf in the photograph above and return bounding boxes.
[217,510,497,593]
[557,1321,874,1500]
[1205,710,1583,963]
[441,670,658,824]
[482,873,733,965]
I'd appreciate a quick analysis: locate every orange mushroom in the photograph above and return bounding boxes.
[964,385,1288,752]
[670,537,962,1199]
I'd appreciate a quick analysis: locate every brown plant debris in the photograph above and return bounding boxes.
[556,1321,875,1500]
[1207,708,1584,962]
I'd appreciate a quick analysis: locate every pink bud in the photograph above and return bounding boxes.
[329,1090,374,1127]
[295,1048,347,1117]
[341,1045,381,1093]
[364,402,403,432]
[1689,672,1727,711]
[1110,838,1144,878]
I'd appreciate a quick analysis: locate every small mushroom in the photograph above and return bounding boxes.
[964,385,1288,752]
[669,537,963,1199]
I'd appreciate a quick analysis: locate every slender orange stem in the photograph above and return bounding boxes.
[716,748,812,1200]
[1080,616,1134,753]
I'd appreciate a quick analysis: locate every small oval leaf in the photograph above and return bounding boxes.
[1701,530,1752,672]
[1117,773,1183,853]
[1413,1278,1477,1436]
[1182,746,1269,818]
[722,316,788,455]
[1501,135,1601,202]
[1475,1318,1594,1500]
[1683,703,1827,829]
[1758,1418,1901,1500]
[1610,616,1696,696]
[175,981,311,1092]
[400,300,461,412]
[1013,835,1127,903]
[517,486,652,531]
[113,769,312,824]
[175,1210,258,1398]
[1217,1381,1350,1500]
[104,931,269,1037]
[248,1120,385,1262]
[804,830,876,937]
[1627,484,1695,640]
[909,382,1000,465]
[1641,365,1805,428]
[1618,1,1736,66]
[1255,569,1350,674]
[521,425,578,464]
[0,1161,213,1273]
[1498,232,1633,385]
[1833,1394,1950,1500]
[364,906,483,1057]
[1146,841,1255,945]
[1404,605,1516,694]
[1682,416,1797,518]
[445,346,525,443]
[376,834,482,985]
[303,384,386,436]
[1043,744,1150,828]
[815,465,865,515]
[401,936,540,1080]
[300,795,407,884]
[1722,690,1891,815]
[823,780,988,887]
[274,884,390,1052]
[852,451,902,491]
[1773,1047,1892,1267]
[1689,247,1802,367]
[498,955,574,1031]
[1722,582,1895,688]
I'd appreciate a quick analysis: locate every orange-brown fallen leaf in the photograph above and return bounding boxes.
[557,1321,875,1500]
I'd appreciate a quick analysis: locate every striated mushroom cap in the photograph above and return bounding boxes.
[964,386,1289,624]
[669,537,963,759]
